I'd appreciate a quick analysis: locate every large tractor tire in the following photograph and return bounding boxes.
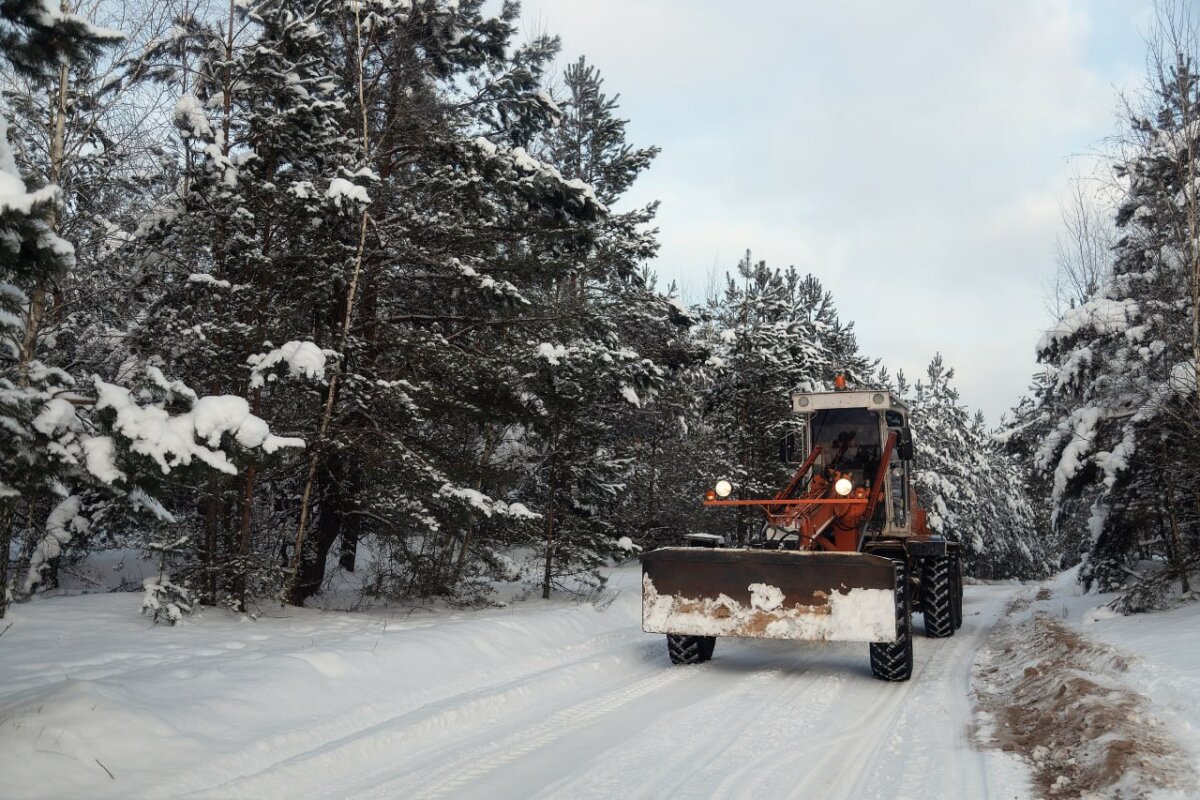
[667,634,715,665]
[921,555,956,638]
[869,560,913,681]
[952,552,964,629]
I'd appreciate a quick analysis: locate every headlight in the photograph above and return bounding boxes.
[834,477,853,496]
[714,479,733,498]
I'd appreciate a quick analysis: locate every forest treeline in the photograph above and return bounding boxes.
[4,0,1047,620]
[1004,6,1200,611]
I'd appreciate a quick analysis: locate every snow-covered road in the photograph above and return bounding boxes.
[1,565,1035,799]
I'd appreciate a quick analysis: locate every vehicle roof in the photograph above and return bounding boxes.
[789,389,909,414]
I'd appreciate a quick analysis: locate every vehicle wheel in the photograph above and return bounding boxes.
[667,634,714,665]
[921,555,955,638]
[870,559,913,681]
[952,552,964,629]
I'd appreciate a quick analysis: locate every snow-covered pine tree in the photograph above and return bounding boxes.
[600,278,709,552]
[996,372,1062,567]
[1036,48,1200,601]
[905,355,1050,579]
[698,254,872,544]
[0,0,123,617]
[117,0,363,608]
[245,0,615,604]
[2,1,299,620]
[510,55,675,596]
[1,0,175,390]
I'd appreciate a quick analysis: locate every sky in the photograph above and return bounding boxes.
[519,0,1157,423]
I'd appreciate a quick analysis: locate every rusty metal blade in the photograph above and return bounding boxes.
[641,548,898,643]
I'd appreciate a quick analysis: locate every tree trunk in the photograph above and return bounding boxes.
[203,476,220,603]
[452,424,501,585]
[17,57,69,377]
[233,463,256,605]
[338,522,358,573]
[1163,457,1191,594]
[338,462,361,573]
[542,460,557,600]
[0,504,12,619]
[291,459,343,605]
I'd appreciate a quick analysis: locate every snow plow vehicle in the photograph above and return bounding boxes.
[642,385,963,681]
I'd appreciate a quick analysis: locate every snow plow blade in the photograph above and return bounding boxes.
[642,548,899,643]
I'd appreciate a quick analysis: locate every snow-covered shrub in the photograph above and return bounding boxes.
[141,575,193,625]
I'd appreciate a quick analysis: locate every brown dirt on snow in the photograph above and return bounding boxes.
[972,602,1193,799]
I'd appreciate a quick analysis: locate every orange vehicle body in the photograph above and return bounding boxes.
[702,431,930,552]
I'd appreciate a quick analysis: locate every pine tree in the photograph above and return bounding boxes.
[501,56,677,596]
[906,356,1050,579]
[997,372,1062,566]
[698,254,872,543]
[1032,30,1200,603]
[267,0,612,604]
[0,0,123,617]
[2,1,299,618]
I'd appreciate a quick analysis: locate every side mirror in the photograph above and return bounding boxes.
[897,428,914,461]
[779,430,799,463]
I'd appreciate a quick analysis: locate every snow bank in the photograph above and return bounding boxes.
[0,568,640,799]
[973,583,1198,799]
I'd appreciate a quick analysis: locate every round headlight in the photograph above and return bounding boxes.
[714,479,733,498]
[834,477,854,496]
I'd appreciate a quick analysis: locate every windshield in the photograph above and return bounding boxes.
[808,408,882,481]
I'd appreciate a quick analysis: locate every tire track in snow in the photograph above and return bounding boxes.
[641,663,837,798]
[802,585,1019,800]
[538,655,832,799]
[881,587,1016,800]
[704,663,854,799]
[704,585,1020,800]
[160,627,652,799]
[354,660,695,799]
[168,584,1023,800]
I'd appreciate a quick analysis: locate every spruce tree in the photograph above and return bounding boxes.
[906,356,1051,579]
[699,254,872,543]
[1036,52,1200,599]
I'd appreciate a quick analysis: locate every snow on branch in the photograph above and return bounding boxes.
[471,137,607,216]
[248,341,328,389]
[1038,296,1140,354]
[93,377,304,478]
[22,496,89,594]
[438,484,540,520]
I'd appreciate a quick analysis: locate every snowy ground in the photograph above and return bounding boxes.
[1,564,1197,799]
[972,570,1200,799]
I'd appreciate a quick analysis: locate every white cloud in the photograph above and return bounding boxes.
[523,0,1153,421]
